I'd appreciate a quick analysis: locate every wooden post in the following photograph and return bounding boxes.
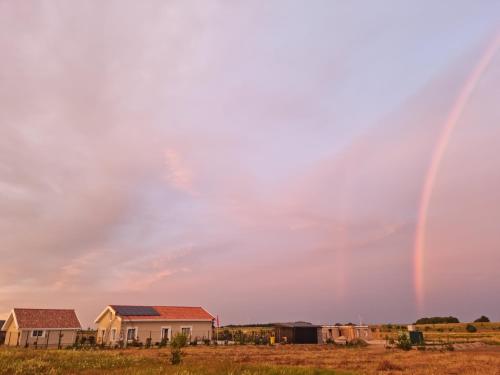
[16,331,20,347]
[58,330,62,349]
[46,331,50,349]
[25,331,29,347]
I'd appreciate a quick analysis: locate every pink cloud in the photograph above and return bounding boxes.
[164,149,196,194]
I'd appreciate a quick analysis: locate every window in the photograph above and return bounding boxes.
[31,330,44,338]
[127,328,137,341]
[110,329,116,341]
[181,327,192,337]
[161,328,170,341]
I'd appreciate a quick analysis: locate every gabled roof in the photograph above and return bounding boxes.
[0,320,5,331]
[107,305,214,321]
[274,321,321,328]
[7,308,81,329]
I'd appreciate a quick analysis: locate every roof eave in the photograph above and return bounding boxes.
[119,318,214,322]
[200,306,216,320]
[18,327,81,330]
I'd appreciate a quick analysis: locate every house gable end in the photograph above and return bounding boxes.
[1,311,17,331]
[94,306,116,324]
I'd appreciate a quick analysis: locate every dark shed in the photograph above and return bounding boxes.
[409,331,424,345]
[274,322,321,344]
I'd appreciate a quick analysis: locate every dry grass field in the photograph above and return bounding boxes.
[0,343,499,375]
[373,322,500,346]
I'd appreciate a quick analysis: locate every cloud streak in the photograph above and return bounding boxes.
[0,0,499,326]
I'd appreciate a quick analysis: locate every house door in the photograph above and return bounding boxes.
[161,328,170,342]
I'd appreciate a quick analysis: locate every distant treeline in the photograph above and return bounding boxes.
[415,316,460,324]
[223,322,356,328]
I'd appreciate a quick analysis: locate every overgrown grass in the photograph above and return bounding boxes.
[2,343,499,375]
[0,349,156,374]
[0,348,352,375]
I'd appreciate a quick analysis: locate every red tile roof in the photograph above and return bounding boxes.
[110,305,214,321]
[13,308,81,329]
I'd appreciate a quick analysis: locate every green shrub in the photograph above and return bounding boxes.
[170,334,188,365]
[347,338,367,348]
[159,337,168,348]
[466,324,477,333]
[396,333,412,351]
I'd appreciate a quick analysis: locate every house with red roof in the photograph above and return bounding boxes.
[94,305,214,346]
[1,308,81,347]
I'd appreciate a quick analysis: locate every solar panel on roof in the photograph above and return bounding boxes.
[114,306,160,316]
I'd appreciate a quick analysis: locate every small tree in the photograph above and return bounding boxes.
[474,316,490,323]
[396,332,412,351]
[170,334,188,365]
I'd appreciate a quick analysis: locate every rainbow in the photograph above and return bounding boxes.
[414,33,500,311]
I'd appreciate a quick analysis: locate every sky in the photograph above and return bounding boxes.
[1,0,499,327]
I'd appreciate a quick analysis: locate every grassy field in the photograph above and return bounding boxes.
[373,321,500,345]
[0,343,499,375]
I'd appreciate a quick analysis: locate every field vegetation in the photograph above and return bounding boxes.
[1,341,499,375]
[1,321,499,374]
[374,321,500,345]
[0,347,349,375]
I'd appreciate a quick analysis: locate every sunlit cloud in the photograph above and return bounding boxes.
[164,149,196,195]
